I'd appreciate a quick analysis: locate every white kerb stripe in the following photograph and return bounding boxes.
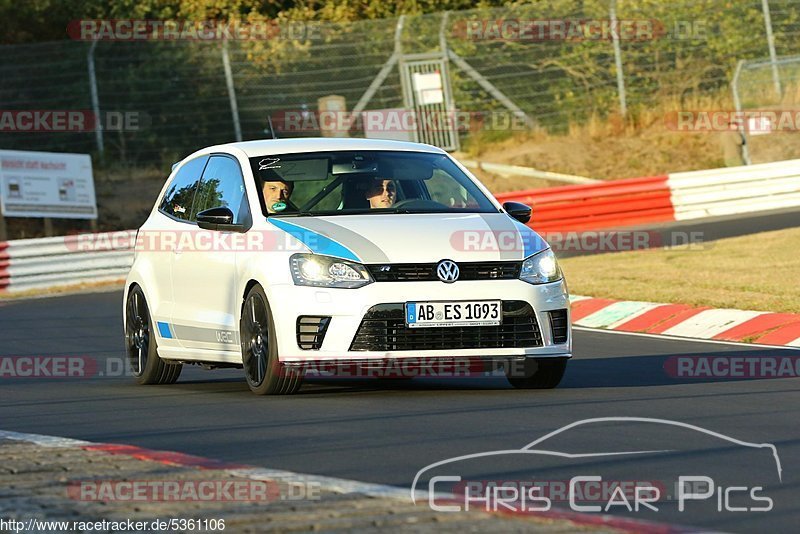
[0,430,91,448]
[604,303,663,329]
[661,309,766,339]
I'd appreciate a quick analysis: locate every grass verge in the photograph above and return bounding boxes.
[559,227,800,314]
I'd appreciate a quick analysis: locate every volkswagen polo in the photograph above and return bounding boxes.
[123,138,571,395]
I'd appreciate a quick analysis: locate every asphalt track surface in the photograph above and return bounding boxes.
[1,290,799,533]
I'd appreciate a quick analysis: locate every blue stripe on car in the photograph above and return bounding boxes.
[268,218,361,262]
[157,321,173,339]
[510,218,547,258]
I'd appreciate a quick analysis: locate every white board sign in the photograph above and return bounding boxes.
[0,149,97,219]
[412,72,444,106]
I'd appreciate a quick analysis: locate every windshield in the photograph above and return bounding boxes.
[249,150,498,216]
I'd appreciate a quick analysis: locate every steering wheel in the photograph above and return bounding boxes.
[391,198,449,210]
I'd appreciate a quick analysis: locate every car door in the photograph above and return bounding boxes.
[170,154,250,354]
[146,155,208,344]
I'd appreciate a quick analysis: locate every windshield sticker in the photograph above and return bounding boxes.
[259,157,281,170]
[271,201,287,212]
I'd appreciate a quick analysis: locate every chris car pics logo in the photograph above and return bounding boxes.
[411,417,781,514]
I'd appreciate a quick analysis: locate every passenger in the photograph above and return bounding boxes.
[262,180,293,213]
[364,178,396,209]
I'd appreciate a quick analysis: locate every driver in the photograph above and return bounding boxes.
[262,179,293,214]
[364,178,396,209]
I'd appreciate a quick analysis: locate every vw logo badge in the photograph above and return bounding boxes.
[436,260,459,283]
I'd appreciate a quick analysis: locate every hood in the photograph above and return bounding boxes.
[268,213,548,263]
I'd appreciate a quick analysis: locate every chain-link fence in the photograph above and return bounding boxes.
[1,0,799,168]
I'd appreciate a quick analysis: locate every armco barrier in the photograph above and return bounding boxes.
[495,175,675,232]
[0,231,135,293]
[496,158,800,233]
[668,158,800,220]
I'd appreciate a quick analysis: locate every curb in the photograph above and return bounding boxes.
[0,429,696,534]
[570,295,800,347]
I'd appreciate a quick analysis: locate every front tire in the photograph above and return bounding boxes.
[125,285,182,385]
[505,358,567,389]
[240,285,303,395]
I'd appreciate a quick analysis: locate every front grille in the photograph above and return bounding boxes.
[548,309,569,344]
[366,262,521,282]
[297,316,331,350]
[350,301,542,351]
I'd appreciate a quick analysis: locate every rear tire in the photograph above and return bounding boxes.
[125,285,182,385]
[505,358,567,389]
[240,285,303,395]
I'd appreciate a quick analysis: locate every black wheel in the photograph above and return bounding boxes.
[505,358,567,389]
[125,285,182,385]
[240,285,302,395]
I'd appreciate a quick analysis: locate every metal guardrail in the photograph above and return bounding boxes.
[0,231,135,293]
[668,158,800,220]
[496,158,800,232]
[495,175,674,232]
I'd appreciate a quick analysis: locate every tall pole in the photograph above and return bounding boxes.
[222,38,243,142]
[610,0,627,116]
[87,40,104,158]
[731,60,751,165]
[761,0,782,98]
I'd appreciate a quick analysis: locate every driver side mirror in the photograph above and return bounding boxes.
[197,207,247,233]
[503,201,532,224]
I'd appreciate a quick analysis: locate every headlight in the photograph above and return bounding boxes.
[520,249,562,285]
[290,253,372,288]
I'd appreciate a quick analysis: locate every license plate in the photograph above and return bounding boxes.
[405,300,502,328]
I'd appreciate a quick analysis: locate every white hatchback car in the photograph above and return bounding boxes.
[124,138,571,395]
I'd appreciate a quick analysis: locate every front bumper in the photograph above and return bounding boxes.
[264,278,571,362]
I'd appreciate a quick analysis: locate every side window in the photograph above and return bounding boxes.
[159,156,208,221]
[191,155,249,224]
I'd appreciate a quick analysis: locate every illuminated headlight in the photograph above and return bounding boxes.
[520,249,562,285]
[290,254,372,288]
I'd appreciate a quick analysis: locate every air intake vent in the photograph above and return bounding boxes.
[548,309,569,344]
[297,316,331,350]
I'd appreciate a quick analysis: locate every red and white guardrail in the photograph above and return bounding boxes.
[0,159,798,294]
[496,158,800,232]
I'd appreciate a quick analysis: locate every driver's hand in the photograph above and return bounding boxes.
[449,196,467,208]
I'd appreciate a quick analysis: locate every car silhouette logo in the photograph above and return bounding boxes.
[436,260,459,283]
